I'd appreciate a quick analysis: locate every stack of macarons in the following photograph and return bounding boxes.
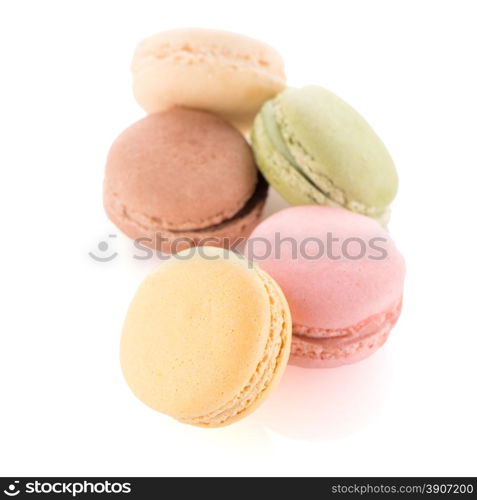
[104,28,406,427]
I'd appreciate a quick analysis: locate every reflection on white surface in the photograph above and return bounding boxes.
[250,188,392,441]
[181,418,275,461]
[256,349,393,441]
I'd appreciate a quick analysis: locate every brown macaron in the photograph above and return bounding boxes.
[103,108,268,253]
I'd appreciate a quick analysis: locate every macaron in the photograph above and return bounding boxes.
[120,247,292,427]
[251,86,398,224]
[245,206,405,368]
[103,108,268,253]
[132,28,286,131]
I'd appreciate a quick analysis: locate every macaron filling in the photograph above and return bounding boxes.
[291,298,402,366]
[260,100,389,223]
[261,100,331,198]
[180,267,290,426]
[106,174,268,236]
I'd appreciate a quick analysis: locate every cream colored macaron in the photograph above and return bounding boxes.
[120,247,292,427]
[131,28,286,131]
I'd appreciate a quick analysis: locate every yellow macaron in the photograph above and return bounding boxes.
[120,247,291,427]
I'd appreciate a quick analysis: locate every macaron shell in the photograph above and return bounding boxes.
[183,265,292,427]
[275,86,398,213]
[104,109,257,231]
[291,298,402,368]
[132,28,286,131]
[253,99,389,225]
[246,206,405,331]
[252,109,337,207]
[104,175,268,253]
[120,248,291,426]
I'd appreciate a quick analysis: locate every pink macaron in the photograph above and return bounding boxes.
[245,206,405,368]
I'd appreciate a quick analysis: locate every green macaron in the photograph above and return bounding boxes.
[251,86,398,224]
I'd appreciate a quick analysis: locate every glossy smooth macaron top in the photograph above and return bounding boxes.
[252,86,398,224]
[104,108,268,251]
[246,206,405,331]
[132,28,286,131]
[120,247,292,427]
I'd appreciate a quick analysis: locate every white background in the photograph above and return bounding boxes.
[1,0,476,477]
